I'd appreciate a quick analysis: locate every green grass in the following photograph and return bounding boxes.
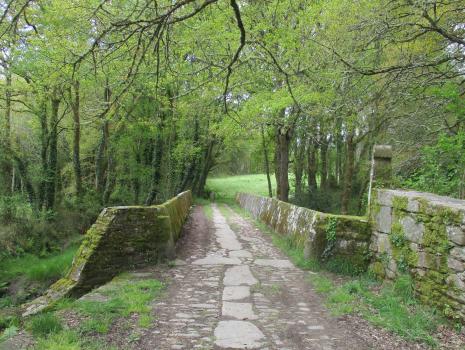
[71,274,164,334]
[6,274,165,350]
[35,330,82,350]
[34,329,117,350]
[206,174,276,203]
[0,247,77,284]
[27,312,63,338]
[308,273,444,347]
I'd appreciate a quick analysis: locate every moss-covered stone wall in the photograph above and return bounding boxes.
[370,189,465,320]
[22,191,192,317]
[236,193,371,270]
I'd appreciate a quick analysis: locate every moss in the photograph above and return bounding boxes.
[413,199,464,319]
[371,190,381,214]
[392,196,408,216]
[388,216,417,273]
[22,191,192,317]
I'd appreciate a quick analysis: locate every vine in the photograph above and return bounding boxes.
[322,217,338,260]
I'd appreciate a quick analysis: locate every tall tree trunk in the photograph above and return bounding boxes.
[13,154,35,205]
[261,126,273,198]
[178,117,200,192]
[307,139,318,193]
[95,80,111,198]
[320,134,329,190]
[341,132,355,214]
[103,151,116,205]
[276,125,292,202]
[45,94,61,210]
[294,140,305,202]
[2,67,12,195]
[335,119,343,187]
[132,149,141,203]
[195,139,215,196]
[38,99,48,209]
[145,130,164,205]
[274,130,281,199]
[70,81,83,200]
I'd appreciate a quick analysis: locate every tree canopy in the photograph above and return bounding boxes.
[0,0,464,255]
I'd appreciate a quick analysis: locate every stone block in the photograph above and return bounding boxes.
[376,233,392,254]
[446,274,465,290]
[448,257,465,272]
[409,242,420,252]
[373,145,393,159]
[375,206,392,233]
[406,199,420,212]
[401,215,424,244]
[385,267,397,279]
[450,247,465,262]
[417,252,440,269]
[447,226,465,246]
[377,190,393,207]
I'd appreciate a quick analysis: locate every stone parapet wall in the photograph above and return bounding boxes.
[22,191,193,316]
[370,189,465,319]
[236,193,371,269]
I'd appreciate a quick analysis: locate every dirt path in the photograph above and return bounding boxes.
[129,204,372,350]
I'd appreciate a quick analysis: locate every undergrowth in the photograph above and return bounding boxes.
[0,247,78,284]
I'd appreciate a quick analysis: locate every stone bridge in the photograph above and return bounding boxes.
[18,146,465,349]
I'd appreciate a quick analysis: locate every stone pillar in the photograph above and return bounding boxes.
[367,145,392,215]
[372,145,392,187]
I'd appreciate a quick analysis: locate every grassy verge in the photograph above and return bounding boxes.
[1,274,165,349]
[223,202,449,348]
[308,273,443,346]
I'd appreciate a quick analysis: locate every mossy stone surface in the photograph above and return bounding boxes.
[236,193,371,270]
[22,191,192,317]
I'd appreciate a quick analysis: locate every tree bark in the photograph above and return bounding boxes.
[45,93,61,210]
[294,139,305,202]
[261,126,273,198]
[2,67,12,195]
[307,139,318,193]
[274,130,281,199]
[335,119,343,187]
[276,124,292,202]
[70,81,83,201]
[320,134,329,190]
[38,98,48,209]
[12,154,35,205]
[195,139,215,197]
[145,130,164,205]
[178,117,200,192]
[103,152,116,205]
[341,132,355,214]
[95,80,111,198]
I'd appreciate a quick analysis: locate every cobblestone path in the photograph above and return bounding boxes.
[135,204,370,350]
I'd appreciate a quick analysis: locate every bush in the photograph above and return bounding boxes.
[402,132,465,199]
